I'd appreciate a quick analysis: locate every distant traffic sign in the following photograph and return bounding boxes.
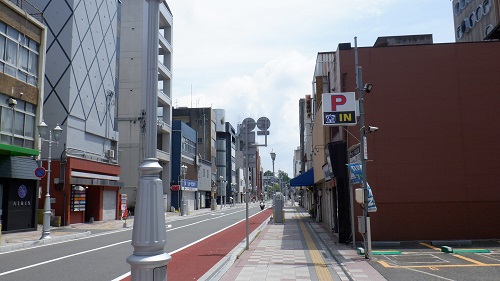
[35,167,46,178]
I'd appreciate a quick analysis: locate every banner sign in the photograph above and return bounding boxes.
[366,183,377,213]
[348,164,377,212]
[348,163,363,184]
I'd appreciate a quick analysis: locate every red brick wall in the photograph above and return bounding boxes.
[341,41,500,240]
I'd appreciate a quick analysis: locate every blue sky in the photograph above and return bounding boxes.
[168,0,456,177]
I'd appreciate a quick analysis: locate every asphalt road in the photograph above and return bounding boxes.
[0,204,264,281]
[370,241,500,281]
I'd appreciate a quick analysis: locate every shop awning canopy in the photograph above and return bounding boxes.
[289,168,314,186]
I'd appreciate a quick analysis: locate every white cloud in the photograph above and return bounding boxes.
[169,0,455,176]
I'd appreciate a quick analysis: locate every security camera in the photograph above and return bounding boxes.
[7,98,17,107]
[363,83,373,93]
[368,126,379,133]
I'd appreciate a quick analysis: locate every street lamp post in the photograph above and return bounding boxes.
[177,174,181,214]
[270,149,276,204]
[219,176,223,208]
[218,176,226,209]
[222,180,227,208]
[231,183,236,206]
[38,121,62,240]
[211,180,217,210]
[127,1,171,280]
[181,165,187,216]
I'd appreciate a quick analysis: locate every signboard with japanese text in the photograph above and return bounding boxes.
[181,179,198,191]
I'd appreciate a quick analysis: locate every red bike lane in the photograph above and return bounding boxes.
[122,208,272,281]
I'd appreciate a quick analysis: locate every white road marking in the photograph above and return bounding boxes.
[404,267,456,281]
[0,240,130,277]
[0,206,263,280]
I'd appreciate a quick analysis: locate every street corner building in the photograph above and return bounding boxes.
[0,0,123,232]
[0,0,46,233]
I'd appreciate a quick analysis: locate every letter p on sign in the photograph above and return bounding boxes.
[331,95,346,111]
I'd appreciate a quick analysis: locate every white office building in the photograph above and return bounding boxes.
[118,1,173,211]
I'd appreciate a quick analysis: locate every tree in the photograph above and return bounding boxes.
[263,170,273,176]
[277,170,290,184]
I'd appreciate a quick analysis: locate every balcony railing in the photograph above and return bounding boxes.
[157,117,171,133]
[8,0,43,22]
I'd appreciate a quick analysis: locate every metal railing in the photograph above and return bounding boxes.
[8,0,43,23]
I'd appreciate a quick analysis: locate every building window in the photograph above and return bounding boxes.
[468,13,476,28]
[476,6,483,21]
[485,24,494,36]
[454,2,461,15]
[181,136,196,157]
[483,0,491,14]
[0,21,39,86]
[0,93,36,149]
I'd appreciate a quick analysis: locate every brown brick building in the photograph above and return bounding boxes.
[309,36,500,241]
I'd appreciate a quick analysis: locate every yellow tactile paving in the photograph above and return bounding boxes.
[296,208,334,281]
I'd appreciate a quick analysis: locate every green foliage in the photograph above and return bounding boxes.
[277,170,290,185]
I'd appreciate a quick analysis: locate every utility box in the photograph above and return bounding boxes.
[274,192,285,223]
[358,216,365,233]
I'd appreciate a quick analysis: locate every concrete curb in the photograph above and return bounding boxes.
[198,215,271,281]
[0,231,91,252]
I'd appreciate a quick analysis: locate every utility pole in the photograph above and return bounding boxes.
[355,36,372,260]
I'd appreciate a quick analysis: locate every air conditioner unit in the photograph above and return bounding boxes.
[106,149,115,159]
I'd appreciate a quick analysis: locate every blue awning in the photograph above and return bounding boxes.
[290,168,314,186]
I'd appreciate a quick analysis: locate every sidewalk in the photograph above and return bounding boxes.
[204,201,386,281]
[0,205,219,252]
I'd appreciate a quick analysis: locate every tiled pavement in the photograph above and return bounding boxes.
[214,202,386,281]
